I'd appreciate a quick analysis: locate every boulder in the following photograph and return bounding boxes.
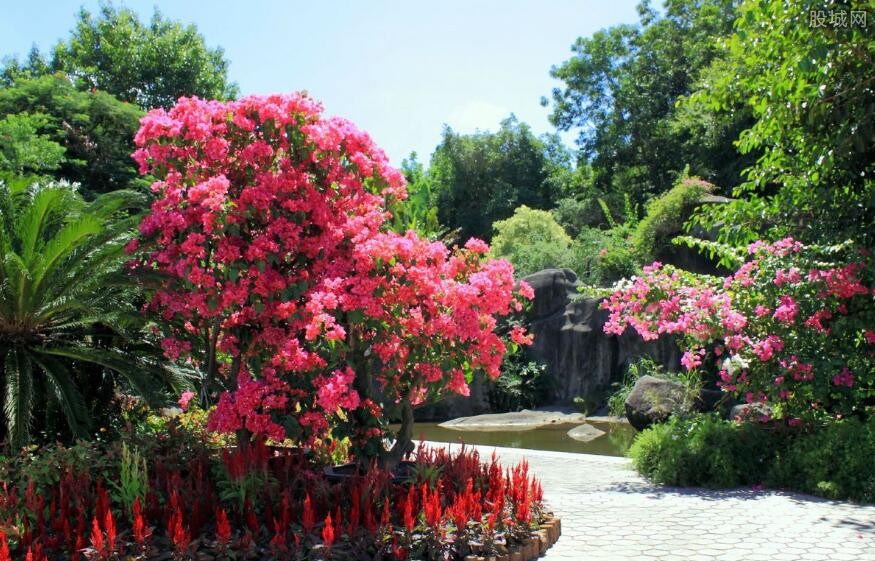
[439,408,586,431]
[523,269,681,405]
[566,423,606,442]
[729,402,773,421]
[624,375,687,431]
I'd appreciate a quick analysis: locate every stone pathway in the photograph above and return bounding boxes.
[424,442,875,560]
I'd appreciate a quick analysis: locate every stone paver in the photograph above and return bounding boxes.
[424,442,875,561]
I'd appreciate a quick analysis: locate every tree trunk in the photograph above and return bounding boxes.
[384,399,415,472]
[200,320,221,407]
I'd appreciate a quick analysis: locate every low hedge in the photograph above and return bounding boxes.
[629,414,875,503]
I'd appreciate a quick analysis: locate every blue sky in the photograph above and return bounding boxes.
[0,1,640,165]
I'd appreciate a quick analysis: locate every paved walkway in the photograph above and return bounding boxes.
[424,442,875,561]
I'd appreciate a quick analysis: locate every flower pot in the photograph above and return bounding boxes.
[539,524,553,545]
[537,530,549,553]
[509,551,523,561]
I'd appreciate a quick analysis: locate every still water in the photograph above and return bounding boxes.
[403,421,635,457]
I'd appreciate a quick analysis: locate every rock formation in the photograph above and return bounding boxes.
[523,268,681,405]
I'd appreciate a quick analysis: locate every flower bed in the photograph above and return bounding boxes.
[0,431,559,561]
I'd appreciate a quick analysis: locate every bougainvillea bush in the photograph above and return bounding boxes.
[602,238,874,424]
[0,413,549,560]
[130,94,532,463]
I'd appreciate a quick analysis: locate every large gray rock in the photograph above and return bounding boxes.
[523,269,681,405]
[439,408,586,431]
[624,375,687,431]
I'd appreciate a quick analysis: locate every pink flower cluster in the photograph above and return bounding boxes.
[602,237,874,422]
[132,94,532,447]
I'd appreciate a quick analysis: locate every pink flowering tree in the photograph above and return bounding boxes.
[309,231,534,463]
[131,94,532,462]
[602,238,874,424]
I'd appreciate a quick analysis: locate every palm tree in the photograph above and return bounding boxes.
[0,176,185,449]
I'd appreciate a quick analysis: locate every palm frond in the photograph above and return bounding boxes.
[29,352,92,439]
[40,345,167,405]
[3,349,34,449]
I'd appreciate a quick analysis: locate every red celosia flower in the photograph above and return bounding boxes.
[167,504,190,556]
[90,516,105,558]
[365,500,377,534]
[380,500,391,530]
[0,530,11,561]
[270,518,287,552]
[322,513,335,548]
[401,488,415,533]
[245,502,259,537]
[216,507,232,546]
[132,497,148,547]
[422,483,442,530]
[104,508,116,555]
[302,494,316,534]
[349,485,361,534]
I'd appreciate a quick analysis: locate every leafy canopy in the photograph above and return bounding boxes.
[0,75,144,197]
[2,3,237,110]
[427,116,565,243]
[489,205,576,278]
[544,0,747,207]
[686,0,875,247]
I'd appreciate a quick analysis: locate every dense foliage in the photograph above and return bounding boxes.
[1,4,237,110]
[630,413,875,502]
[686,0,875,247]
[489,206,577,278]
[0,76,144,197]
[544,0,748,209]
[0,177,181,449]
[424,118,567,242]
[0,113,66,175]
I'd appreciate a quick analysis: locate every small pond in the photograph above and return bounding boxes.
[401,421,635,457]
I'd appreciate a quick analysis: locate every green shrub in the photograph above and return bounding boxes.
[769,418,875,503]
[488,353,552,412]
[629,414,875,502]
[490,205,578,277]
[631,176,713,262]
[629,414,777,488]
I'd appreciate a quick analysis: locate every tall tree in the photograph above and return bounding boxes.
[2,3,237,109]
[544,0,747,208]
[0,75,144,197]
[686,0,875,247]
[428,116,565,242]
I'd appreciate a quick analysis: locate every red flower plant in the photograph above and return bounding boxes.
[216,507,232,547]
[0,531,11,561]
[322,513,335,549]
[90,516,105,559]
[302,494,316,535]
[132,497,149,548]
